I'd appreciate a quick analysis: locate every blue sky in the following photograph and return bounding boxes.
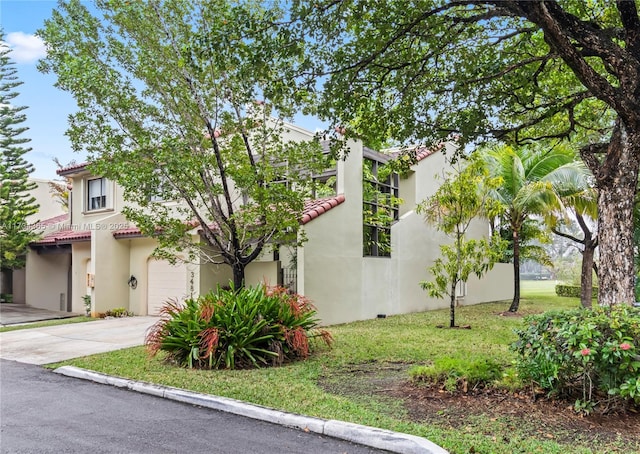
[1,0,82,179]
[1,0,325,180]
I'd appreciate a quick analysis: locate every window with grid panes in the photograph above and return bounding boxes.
[363,156,399,257]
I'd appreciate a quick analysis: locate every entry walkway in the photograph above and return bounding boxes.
[0,316,157,364]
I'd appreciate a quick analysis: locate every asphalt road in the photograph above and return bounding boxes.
[0,360,386,454]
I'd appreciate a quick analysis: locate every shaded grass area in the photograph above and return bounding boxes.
[50,282,636,454]
[0,316,95,333]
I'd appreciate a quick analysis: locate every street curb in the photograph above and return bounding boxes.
[54,365,448,454]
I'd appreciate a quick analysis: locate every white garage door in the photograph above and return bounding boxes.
[147,259,187,315]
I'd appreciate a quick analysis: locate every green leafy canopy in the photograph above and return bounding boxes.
[37,1,328,285]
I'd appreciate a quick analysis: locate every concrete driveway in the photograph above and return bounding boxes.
[0,303,81,326]
[0,316,157,365]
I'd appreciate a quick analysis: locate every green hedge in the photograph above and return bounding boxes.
[555,284,598,299]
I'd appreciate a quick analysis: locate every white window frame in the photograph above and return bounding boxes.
[85,177,112,212]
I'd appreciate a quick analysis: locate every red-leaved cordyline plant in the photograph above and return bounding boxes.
[145,284,333,369]
[285,327,309,357]
[145,298,185,356]
[316,329,334,346]
[199,301,216,323]
[267,284,316,318]
[199,327,220,361]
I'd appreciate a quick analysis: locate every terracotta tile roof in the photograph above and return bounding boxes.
[114,219,201,239]
[31,228,91,245]
[112,226,144,239]
[415,144,441,161]
[114,195,345,240]
[57,162,89,176]
[385,142,446,162]
[301,194,345,225]
[30,213,69,230]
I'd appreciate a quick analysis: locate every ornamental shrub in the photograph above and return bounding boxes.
[105,307,134,317]
[512,305,640,413]
[555,284,598,299]
[145,284,332,369]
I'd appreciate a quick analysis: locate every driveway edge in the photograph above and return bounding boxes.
[54,365,448,454]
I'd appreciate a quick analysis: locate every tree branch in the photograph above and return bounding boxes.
[551,226,584,244]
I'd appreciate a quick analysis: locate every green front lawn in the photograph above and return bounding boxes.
[50,282,637,454]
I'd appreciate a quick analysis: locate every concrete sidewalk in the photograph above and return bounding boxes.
[0,316,157,364]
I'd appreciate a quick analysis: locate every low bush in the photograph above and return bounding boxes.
[512,305,640,413]
[0,293,13,303]
[555,284,597,299]
[145,284,332,369]
[409,357,504,393]
[104,307,133,317]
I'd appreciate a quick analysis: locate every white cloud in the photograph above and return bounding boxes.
[4,32,47,64]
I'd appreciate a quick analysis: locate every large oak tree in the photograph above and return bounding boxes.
[298,0,640,306]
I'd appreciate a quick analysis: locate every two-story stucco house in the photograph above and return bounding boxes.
[26,123,513,325]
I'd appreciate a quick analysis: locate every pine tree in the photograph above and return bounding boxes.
[0,35,39,296]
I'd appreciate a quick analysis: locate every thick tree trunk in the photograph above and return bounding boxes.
[592,129,640,307]
[598,180,638,306]
[508,229,520,312]
[580,245,595,309]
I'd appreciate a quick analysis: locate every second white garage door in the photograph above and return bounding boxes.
[147,258,187,315]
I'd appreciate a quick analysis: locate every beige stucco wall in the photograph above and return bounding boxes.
[299,140,513,326]
[25,251,70,311]
[27,178,66,223]
[92,214,130,315]
[393,210,451,313]
[126,234,203,315]
[465,263,514,305]
[70,242,91,313]
[12,179,67,307]
[194,255,281,293]
[11,269,26,304]
[198,261,232,294]
[245,261,280,287]
[300,140,368,325]
[398,171,416,218]
[68,172,129,230]
[394,145,470,314]
[126,237,157,315]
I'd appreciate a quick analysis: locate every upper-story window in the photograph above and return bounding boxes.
[86,177,108,211]
[149,173,172,203]
[363,153,400,257]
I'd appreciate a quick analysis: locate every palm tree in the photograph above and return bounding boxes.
[480,143,589,312]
